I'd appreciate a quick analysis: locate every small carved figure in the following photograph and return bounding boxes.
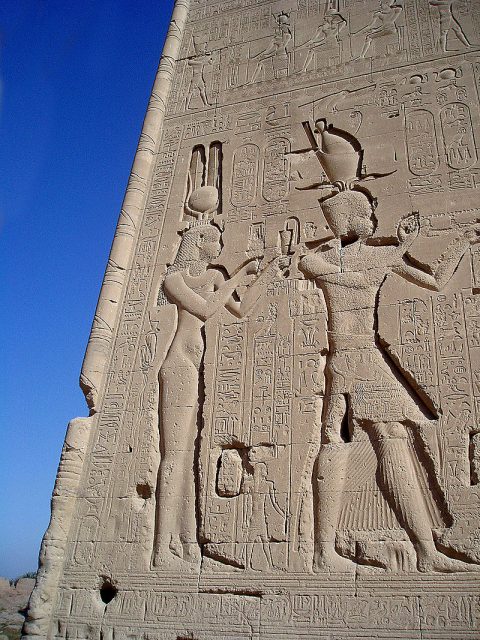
[354,0,403,59]
[300,120,480,573]
[297,10,347,74]
[154,186,285,567]
[243,459,285,570]
[429,0,472,52]
[248,12,292,84]
[186,53,213,109]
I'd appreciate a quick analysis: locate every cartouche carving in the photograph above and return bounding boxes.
[300,120,480,573]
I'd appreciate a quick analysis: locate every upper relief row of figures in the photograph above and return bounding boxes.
[182,0,479,69]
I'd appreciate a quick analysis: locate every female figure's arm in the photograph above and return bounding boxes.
[226,256,287,318]
[164,262,257,321]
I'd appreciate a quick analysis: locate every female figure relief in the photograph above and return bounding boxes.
[299,121,480,573]
[153,186,283,567]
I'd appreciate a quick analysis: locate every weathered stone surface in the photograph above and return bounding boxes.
[0,578,34,639]
[24,0,480,638]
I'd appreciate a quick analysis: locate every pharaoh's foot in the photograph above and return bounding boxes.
[313,545,356,573]
[417,546,479,573]
[153,537,201,569]
[153,545,180,569]
[183,542,202,564]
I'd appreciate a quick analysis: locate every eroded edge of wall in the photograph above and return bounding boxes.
[21,3,191,637]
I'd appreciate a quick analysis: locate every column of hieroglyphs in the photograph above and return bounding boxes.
[25,1,480,638]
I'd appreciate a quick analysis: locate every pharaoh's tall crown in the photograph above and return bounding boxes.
[314,119,362,186]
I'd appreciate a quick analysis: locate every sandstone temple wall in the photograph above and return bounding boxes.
[24,1,480,638]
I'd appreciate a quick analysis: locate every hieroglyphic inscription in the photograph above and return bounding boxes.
[212,323,246,445]
[406,110,440,176]
[28,2,480,639]
[231,144,259,207]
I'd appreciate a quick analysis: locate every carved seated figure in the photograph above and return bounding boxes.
[298,11,347,74]
[354,0,403,59]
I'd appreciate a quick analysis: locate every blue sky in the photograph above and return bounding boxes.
[0,0,174,579]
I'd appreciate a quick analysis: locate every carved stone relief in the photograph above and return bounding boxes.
[24,0,480,639]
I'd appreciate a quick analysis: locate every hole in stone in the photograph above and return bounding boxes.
[99,578,117,604]
[340,395,352,443]
[469,432,479,486]
[136,483,152,499]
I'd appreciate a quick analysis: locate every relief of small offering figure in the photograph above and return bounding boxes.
[243,455,286,571]
[299,120,480,573]
[153,186,286,567]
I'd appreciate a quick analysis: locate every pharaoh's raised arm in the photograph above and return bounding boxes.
[393,224,480,291]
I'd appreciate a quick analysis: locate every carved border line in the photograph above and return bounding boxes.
[21,3,191,638]
[80,0,191,413]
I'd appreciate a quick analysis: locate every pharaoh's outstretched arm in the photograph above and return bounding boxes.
[226,257,286,318]
[299,252,340,279]
[251,42,276,59]
[393,229,478,291]
[353,17,378,35]
[299,29,324,48]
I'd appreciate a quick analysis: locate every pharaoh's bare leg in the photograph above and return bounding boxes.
[369,421,475,572]
[245,535,259,570]
[199,86,209,107]
[263,534,275,569]
[154,358,200,565]
[360,36,373,59]
[313,391,355,572]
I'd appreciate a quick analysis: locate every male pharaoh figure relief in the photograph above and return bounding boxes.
[154,186,285,567]
[299,121,480,573]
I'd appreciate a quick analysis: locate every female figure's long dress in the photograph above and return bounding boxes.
[153,223,279,566]
[155,272,218,564]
